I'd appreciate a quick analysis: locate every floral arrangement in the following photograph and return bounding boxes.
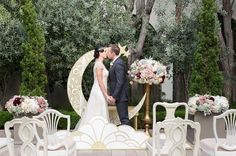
[188,94,229,116]
[128,58,168,85]
[5,95,49,116]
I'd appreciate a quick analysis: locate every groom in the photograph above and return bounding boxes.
[107,44,130,125]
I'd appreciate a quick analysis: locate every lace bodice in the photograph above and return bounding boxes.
[93,60,108,88]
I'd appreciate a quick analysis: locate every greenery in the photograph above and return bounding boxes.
[57,110,80,129]
[150,1,199,69]
[0,111,13,129]
[35,0,135,91]
[0,4,23,106]
[19,0,47,96]
[189,0,223,95]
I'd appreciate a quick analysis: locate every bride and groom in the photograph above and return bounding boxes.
[78,44,130,128]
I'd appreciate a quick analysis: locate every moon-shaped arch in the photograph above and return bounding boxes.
[67,50,146,121]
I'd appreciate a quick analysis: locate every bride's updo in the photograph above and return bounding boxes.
[94,46,105,59]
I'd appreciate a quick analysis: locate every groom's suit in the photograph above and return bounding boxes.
[108,57,130,125]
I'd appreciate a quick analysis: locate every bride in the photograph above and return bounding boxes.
[76,46,111,128]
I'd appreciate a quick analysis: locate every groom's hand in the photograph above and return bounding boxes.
[110,96,116,105]
[107,96,114,105]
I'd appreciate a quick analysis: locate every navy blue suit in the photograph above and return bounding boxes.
[108,57,130,125]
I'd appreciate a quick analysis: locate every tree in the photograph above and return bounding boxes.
[217,0,235,101]
[0,4,23,108]
[173,0,197,102]
[19,0,47,96]
[189,0,223,95]
[128,0,155,60]
[149,0,199,101]
[35,0,135,91]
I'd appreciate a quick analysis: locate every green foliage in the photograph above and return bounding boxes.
[165,15,198,72]
[35,0,135,90]
[0,4,23,105]
[19,0,47,96]
[189,0,223,95]
[145,1,199,74]
[0,4,22,69]
[0,4,11,23]
[57,110,80,129]
[0,111,13,128]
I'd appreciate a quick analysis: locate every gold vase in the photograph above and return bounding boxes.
[143,84,151,136]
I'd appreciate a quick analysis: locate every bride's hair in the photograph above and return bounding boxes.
[94,46,104,59]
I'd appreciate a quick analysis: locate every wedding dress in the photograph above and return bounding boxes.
[77,60,110,128]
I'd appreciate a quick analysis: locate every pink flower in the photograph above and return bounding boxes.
[5,95,49,115]
[37,108,45,113]
[198,96,207,105]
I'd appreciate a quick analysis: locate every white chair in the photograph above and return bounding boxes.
[33,109,71,138]
[152,102,188,121]
[146,102,193,155]
[200,109,236,156]
[5,116,48,156]
[0,137,12,155]
[33,109,76,156]
[151,117,200,156]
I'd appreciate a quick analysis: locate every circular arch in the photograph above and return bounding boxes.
[67,50,146,120]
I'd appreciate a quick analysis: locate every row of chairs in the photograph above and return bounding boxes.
[146,102,236,156]
[0,109,77,156]
[1,103,236,156]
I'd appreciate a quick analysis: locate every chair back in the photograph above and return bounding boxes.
[33,109,70,135]
[152,102,188,146]
[155,118,200,156]
[153,102,188,122]
[4,117,48,156]
[214,109,236,151]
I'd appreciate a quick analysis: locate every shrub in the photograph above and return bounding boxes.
[0,111,13,128]
[57,110,80,129]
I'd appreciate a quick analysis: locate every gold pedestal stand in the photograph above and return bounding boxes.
[143,84,152,136]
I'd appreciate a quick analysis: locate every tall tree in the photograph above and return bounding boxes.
[19,0,47,96]
[133,0,155,59]
[152,0,199,101]
[189,0,223,95]
[0,4,23,109]
[218,0,235,101]
[173,0,186,102]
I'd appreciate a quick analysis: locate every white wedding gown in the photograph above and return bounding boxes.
[77,60,110,128]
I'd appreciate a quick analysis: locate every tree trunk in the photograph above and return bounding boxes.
[219,0,234,101]
[130,0,154,102]
[232,20,236,103]
[173,1,188,102]
[135,0,154,58]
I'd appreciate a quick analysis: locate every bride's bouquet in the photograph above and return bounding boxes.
[128,58,168,85]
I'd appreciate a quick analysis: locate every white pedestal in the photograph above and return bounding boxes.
[187,112,226,143]
[13,114,40,145]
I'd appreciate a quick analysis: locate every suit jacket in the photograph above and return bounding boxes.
[108,57,129,103]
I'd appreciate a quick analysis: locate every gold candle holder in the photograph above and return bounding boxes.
[143,84,151,136]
